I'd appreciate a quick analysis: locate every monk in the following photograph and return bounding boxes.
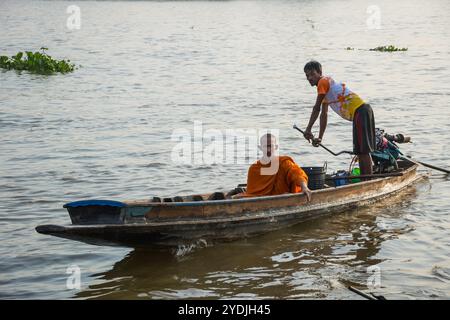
[236,133,312,202]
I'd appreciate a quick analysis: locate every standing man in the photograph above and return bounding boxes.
[302,60,376,175]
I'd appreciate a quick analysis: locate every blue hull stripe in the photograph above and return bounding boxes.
[63,200,126,208]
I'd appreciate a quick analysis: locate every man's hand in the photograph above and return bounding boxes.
[302,187,312,202]
[312,137,322,147]
[303,130,314,142]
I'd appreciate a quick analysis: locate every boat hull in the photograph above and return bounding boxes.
[36,161,425,247]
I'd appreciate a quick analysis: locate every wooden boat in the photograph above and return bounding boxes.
[36,160,425,247]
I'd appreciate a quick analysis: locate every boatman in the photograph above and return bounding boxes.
[235,133,312,201]
[302,60,376,175]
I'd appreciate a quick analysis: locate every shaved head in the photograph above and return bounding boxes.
[260,133,277,146]
[259,133,278,160]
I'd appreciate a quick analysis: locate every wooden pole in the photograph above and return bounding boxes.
[348,286,377,300]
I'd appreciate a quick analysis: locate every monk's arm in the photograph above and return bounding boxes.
[298,179,308,190]
[286,161,308,190]
[293,168,312,201]
[283,160,312,201]
[293,172,308,189]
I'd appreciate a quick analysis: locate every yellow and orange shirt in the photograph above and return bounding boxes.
[317,76,365,121]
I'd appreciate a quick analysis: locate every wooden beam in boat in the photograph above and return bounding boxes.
[326,172,404,180]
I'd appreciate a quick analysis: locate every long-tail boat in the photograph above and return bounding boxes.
[36,160,425,247]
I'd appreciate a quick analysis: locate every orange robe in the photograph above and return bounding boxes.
[244,156,308,197]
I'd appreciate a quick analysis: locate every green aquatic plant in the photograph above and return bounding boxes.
[0,47,76,74]
[369,45,408,52]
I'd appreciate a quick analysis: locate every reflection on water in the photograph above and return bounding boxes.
[74,185,421,299]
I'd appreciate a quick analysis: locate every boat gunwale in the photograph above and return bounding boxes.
[122,162,419,207]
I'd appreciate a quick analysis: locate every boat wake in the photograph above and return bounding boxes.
[172,239,210,258]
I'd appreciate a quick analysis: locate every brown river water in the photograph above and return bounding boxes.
[0,0,449,299]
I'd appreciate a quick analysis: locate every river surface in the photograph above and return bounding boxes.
[0,0,449,299]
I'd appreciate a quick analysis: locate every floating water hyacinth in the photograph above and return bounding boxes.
[369,45,408,52]
[0,47,76,74]
[345,45,408,52]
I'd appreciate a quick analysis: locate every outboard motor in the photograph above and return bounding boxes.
[371,128,411,173]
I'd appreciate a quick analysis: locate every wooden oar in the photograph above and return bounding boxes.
[401,156,450,174]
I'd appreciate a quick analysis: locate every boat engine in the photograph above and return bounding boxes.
[371,128,411,173]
